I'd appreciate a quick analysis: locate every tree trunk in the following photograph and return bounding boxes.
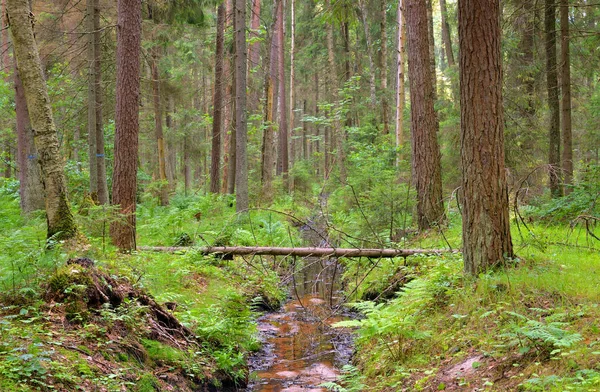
[560,0,573,194]
[276,0,289,184]
[140,245,456,258]
[439,0,455,67]
[325,0,346,183]
[546,0,561,197]
[358,0,377,108]
[183,130,191,195]
[15,64,44,213]
[459,0,513,275]
[249,0,261,69]
[406,0,445,231]
[289,0,296,188]
[91,0,108,204]
[87,0,98,202]
[380,1,389,135]
[234,0,248,212]
[395,0,406,165]
[261,0,280,202]
[151,50,169,206]
[8,0,77,239]
[111,0,142,251]
[210,4,226,194]
[426,0,437,101]
[1,0,8,71]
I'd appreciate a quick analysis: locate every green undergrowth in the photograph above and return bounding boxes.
[0,187,292,391]
[330,211,600,391]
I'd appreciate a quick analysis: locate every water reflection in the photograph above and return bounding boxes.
[248,258,351,392]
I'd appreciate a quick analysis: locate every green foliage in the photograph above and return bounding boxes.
[501,311,583,358]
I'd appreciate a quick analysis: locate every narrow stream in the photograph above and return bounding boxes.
[247,256,354,391]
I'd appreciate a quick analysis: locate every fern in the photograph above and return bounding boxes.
[501,312,583,356]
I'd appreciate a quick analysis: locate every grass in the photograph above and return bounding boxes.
[0,186,293,391]
[334,210,600,391]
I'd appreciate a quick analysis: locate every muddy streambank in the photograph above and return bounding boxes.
[246,216,355,391]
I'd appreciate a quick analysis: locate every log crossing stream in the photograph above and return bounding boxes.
[247,256,353,391]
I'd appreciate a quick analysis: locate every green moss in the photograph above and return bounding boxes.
[47,195,77,240]
[135,373,159,392]
[141,339,186,364]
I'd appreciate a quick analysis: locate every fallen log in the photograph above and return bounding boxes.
[137,245,458,258]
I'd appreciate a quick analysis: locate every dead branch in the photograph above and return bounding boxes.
[138,245,458,258]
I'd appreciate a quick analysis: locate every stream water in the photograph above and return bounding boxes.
[246,256,354,391]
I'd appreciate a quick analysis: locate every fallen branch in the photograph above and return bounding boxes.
[137,246,458,258]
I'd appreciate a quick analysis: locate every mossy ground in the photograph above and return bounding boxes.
[0,191,292,391]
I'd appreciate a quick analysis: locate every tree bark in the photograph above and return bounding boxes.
[88,0,108,205]
[426,0,437,101]
[325,0,346,183]
[439,0,455,67]
[139,245,457,258]
[261,0,280,202]
[546,0,561,197]
[8,0,77,239]
[406,0,445,231]
[87,0,98,202]
[249,0,261,69]
[395,0,406,165]
[15,64,44,213]
[289,0,296,187]
[380,1,389,135]
[276,0,289,184]
[111,0,142,251]
[560,0,573,194]
[234,0,248,212]
[151,49,169,206]
[210,4,225,194]
[459,0,514,275]
[358,0,377,108]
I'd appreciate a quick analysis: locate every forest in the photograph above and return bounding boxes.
[0,0,599,390]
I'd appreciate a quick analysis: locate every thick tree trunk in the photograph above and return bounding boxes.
[210,4,226,194]
[546,0,561,197]
[426,0,437,101]
[439,0,455,67]
[560,0,573,194]
[234,0,248,212]
[406,0,445,231]
[276,0,288,184]
[8,0,77,239]
[459,0,514,275]
[395,0,406,165]
[140,245,456,258]
[111,0,142,251]
[15,65,44,213]
[151,50,169,206]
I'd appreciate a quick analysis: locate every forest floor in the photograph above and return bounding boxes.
[333,215,600,392]
[1,185,599,391]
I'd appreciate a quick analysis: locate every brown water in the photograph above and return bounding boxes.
[247,257,353,391]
